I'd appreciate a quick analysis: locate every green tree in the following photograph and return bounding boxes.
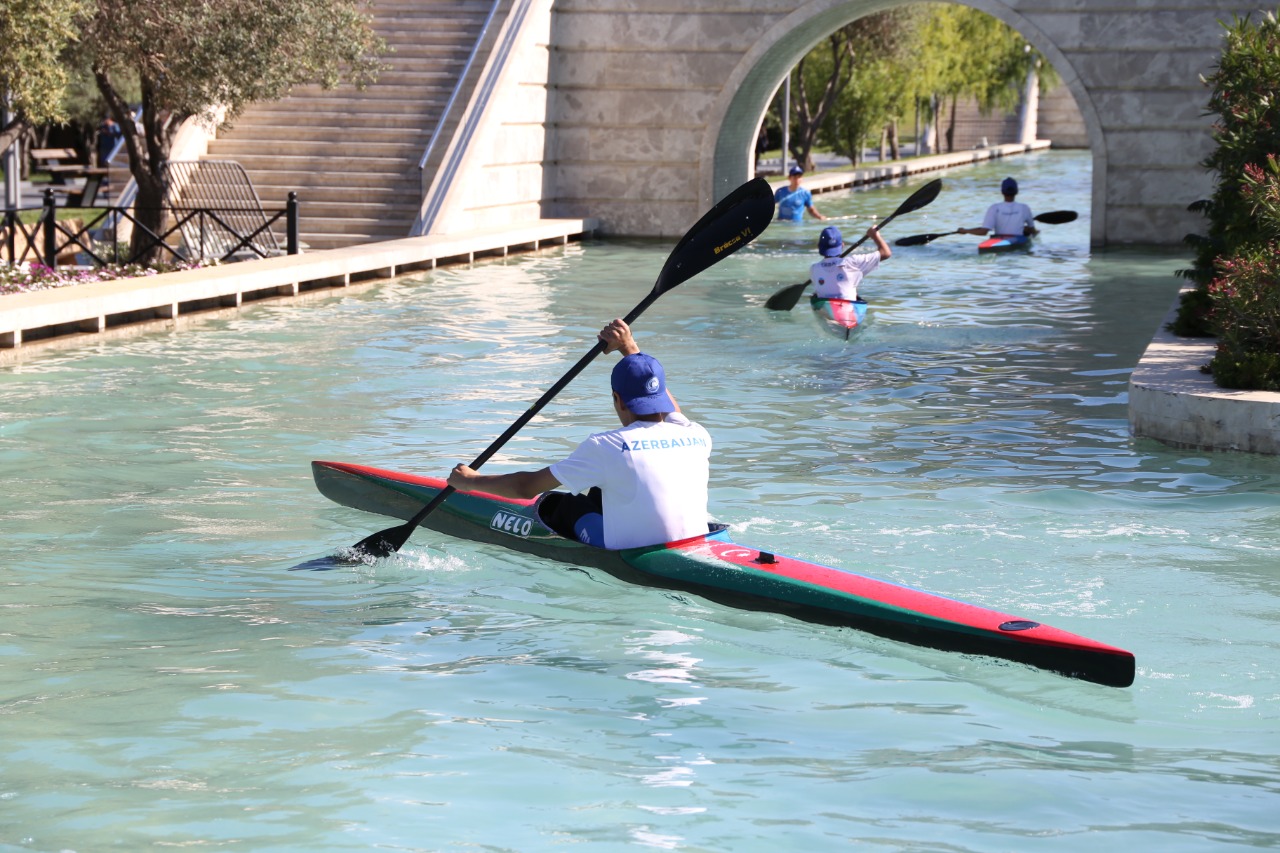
[72,0,385,259]
[0,0,88,156]
[911,4,1056,153]
[1173,9,1280,345]
[788,10,917,171]
[819,10,918,165]
[1173,11,1280,389]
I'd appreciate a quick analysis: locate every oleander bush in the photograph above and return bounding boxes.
[1172,9,1280,391]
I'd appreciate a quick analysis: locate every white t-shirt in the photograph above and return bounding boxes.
[549,412,711,549]
[810,252,881,300]
[981,201,1035,237]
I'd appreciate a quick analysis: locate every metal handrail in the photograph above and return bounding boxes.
[417,0,504,173]
[414,0,532,236]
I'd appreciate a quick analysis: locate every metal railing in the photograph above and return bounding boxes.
[414,0,532,236]
[2,188,299,269]
[417,0,504,176]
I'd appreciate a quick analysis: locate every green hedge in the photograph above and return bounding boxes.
[1173,9,1280,390]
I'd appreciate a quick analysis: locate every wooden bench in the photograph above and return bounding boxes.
[30,148,82,185]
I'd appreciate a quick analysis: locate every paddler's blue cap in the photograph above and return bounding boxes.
[1001,177,1018,195]
[818,225,843,257]
[611,353,674,415]
[789,165,804,177]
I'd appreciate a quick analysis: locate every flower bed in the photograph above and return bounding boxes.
[1,260,217,296]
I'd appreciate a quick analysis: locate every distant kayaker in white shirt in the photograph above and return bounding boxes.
[447,319,712,549]
[958,177,1038,238]
[810,224,891,301]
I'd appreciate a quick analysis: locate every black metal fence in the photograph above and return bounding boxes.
[2,189,300,269]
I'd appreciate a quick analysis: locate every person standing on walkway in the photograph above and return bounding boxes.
[958,177,1037,238]
[774,166,827,222]
[810,224,891,301]
[96,116,123,169]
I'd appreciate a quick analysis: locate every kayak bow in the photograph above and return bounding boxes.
[313,460,1136,688]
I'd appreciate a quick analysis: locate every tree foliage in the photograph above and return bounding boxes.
[71,0,385,258]
[1175,10,1280,389]
[780,3,1060,166]
[0,0,89,154]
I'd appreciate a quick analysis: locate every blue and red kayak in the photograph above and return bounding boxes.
[978,234,1032,254]
[810,295,869,340]
[313,460,1135,687]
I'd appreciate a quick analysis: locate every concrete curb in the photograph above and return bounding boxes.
[1129,294,1280,455]
[0,218,596,362]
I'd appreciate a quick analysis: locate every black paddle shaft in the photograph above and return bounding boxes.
[349,177,776,559]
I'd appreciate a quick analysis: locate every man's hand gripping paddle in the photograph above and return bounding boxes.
[347,177,776,559]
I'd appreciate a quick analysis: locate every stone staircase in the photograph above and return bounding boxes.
[202,0,493,250]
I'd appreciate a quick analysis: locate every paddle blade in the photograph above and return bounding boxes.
[1035,210,1078,225]
[897,177,944,215]
[895,231,954,247]
[654,177,774,295]
[764,281,809,311]
[349,527,406,560]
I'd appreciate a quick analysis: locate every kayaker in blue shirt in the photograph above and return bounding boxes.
[774,166,827,222]
[447,319,712,550]
[958,177,1038,237]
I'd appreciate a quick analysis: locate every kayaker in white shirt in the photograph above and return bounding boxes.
[810,224,891,301]
[958,177,1038,238]
[447,319,712,549]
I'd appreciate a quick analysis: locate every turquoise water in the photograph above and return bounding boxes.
[2,150,1278,851]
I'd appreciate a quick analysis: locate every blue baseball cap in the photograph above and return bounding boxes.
[611,353,674,415]
[817,225,843,257]
[789,165,804,176]
[1001,177,1018,195]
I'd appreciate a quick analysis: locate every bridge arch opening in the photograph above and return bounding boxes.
[705,1,1099,237]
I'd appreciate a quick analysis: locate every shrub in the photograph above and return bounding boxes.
[1206,240,1280,389]
[1172,9,1280,349]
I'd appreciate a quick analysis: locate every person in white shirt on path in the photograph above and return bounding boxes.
[448,319,712,549]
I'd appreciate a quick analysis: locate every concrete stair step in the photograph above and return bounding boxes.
[207,139,423,159]
[374,18,483,32]
[298,216,413,235]
[283,84,451,102]
[242,97,445,114]
[223,154,416,174]
[230,110,428,129]
[258,184,415,203]
[212,125,428,144]
[294,201,420,219]
[237,170,411,190]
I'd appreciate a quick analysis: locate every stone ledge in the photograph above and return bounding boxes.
[775,141,1053,197]
[0,217,597,361]
[1129,294,1280,455]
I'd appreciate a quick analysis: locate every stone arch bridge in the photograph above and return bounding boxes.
[430,1,1259,246]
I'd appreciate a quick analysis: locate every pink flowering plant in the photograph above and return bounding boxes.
[1,259,216,296]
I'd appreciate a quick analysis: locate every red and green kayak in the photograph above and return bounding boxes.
[978,234,1032,254]
[811,295,870,340]
[313,460,1135,687]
